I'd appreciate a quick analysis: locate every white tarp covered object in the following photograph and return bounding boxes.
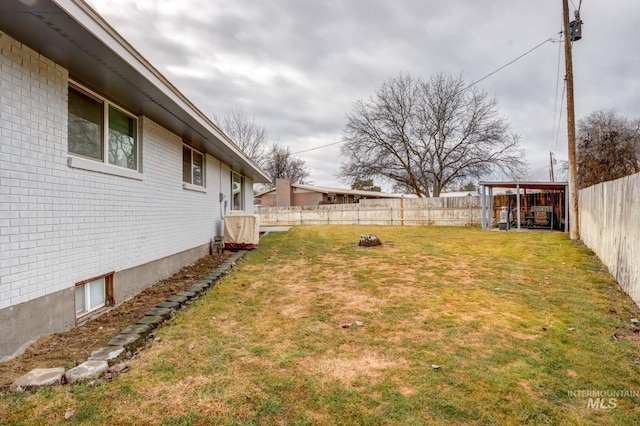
[224,214,260,250]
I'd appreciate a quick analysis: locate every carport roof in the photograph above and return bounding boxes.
[479,181,568,191]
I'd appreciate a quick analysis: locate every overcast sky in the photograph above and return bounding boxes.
[86,0,639,191]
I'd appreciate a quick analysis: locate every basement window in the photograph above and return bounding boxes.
[75,273,114,320]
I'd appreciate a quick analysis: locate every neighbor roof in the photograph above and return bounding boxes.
[256,183,406,198]
[0,0,270,183]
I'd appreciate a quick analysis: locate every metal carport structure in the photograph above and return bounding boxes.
[479,181,569,232]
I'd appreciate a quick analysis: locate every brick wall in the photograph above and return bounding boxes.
[0,32,228,311]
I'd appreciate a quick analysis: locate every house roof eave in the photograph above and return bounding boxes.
[0,0,271,183]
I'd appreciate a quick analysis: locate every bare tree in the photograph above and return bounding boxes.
[215,107,269,167]
[216,108,311,189]
[263,144,310,186]
[339,73,526,197]
[577,109,640,188]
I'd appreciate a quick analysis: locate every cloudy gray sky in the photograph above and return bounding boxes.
[86,0,639,190]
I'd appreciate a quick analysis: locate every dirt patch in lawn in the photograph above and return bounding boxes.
[0,253,228,390]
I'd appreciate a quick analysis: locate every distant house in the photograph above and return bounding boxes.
[256,178,405,207]
[438,191,479,198]
[0,0,270,359]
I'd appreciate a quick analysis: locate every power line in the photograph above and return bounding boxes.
[291,140,343,155]
[293,34,562,156]
[553,82,566,153]
[465,34,560,89]
[550,23,564,153]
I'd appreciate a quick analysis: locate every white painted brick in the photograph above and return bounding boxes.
[1,31,232,311]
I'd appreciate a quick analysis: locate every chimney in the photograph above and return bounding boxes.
[275,178,293,206]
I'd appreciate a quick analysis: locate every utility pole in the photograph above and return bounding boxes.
[549,152,555,182]
[563,0,580,240]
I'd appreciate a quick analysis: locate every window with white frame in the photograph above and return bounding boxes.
[68,83,139,171]
[75,273,114,319]
[182,144,204,186]
[231,171,244,210]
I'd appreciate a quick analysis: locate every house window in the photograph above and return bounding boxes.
[183,144,204,186]
[68,83,138,171]
[75,273,114,319]
[231,171,244,210]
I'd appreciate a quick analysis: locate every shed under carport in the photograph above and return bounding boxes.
[480,181,569,232]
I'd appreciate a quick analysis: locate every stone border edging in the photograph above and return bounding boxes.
[9,251,248,392]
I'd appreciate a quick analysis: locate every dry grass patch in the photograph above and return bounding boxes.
[298,350,405,386]
[2,226,640,425]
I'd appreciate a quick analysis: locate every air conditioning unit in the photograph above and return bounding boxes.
[224,214,260,250]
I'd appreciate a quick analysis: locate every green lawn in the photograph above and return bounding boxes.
[2,226,640,425]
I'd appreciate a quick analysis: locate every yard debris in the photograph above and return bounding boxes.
[631,318,639,326]
[355,321,364,327]
[431,364,441,370]
[567,327,575,332]
[340,323,352,329]
[64,409,76,420]
[188,342,196,351]
[635,358,640,365]
[358,234,382,247]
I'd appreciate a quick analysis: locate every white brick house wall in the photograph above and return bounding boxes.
[0,31,237,313]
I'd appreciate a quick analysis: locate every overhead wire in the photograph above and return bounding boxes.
[291,140,343,155]
[465,34,559,89]
[292,33,562,156]
[553,83,566,153]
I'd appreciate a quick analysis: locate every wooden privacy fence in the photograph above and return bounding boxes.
[579,172,640,307]
[256,197,484,226]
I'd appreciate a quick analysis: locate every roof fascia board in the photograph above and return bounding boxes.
[52,0,270,183]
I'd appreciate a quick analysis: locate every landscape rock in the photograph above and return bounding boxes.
[136,315,165,326]
[65,360,108,384]
[88,346,125,364]
[165,295,188,304]
[121,324,152,335]
[107,333,144,350]
[10,367,66,391]
[144,307,172,320]
[156,301,180,309]
[108,363,130,374]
